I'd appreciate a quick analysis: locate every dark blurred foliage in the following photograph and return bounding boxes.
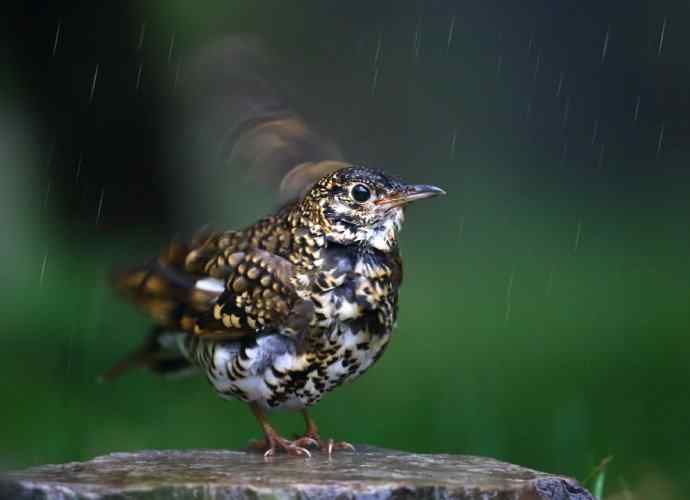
[1,1,689,497]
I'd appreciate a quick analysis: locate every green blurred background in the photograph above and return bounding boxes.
[2,1,689,498]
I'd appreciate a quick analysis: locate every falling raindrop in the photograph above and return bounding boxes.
[136,63,143,90]
[373,33,382,66]
[496,54,503,78]
[655,122,665,158]
[52,21,61,56]
[446,15,455,49]
[371,33,381,95]
[40,255,48,286]
[556,72,564,97]
[168,32,176,62]
[96,188,105,223]
[505,269,515,322]
[75,152,83,182]
[591,119,599,145]
[89,64,99,103]
[657,17,667,56]
[600,26,610,63]
[633,95,640,122]
[533,52,541,82]
[573,221,582,254]
[413,21,421,61]
[137,22,147,50]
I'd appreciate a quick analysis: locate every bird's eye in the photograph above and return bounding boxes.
[351,184,371,203]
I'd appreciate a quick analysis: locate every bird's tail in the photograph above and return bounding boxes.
[110,235,221,325]
[104,238,214,381]
[110,241,193,325]
[98,327,194,382]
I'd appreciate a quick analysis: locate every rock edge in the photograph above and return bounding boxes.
[1,446,594,500]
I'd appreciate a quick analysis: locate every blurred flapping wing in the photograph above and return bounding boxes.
[181,36,348,205]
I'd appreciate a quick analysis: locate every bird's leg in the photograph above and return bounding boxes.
[248,402,311,458]
[291,410,321,449]
[294,410,355,455]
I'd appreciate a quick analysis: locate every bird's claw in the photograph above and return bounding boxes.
[296,433,355,455]
[263,443,311,459]
[253,424,353,457]
[256,434,312,459]
[324,438,355,456]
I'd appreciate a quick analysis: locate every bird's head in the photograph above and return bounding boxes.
[301,166,445,252]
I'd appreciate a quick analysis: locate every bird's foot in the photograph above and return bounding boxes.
[294,432,355,456]
[251,434,312,458]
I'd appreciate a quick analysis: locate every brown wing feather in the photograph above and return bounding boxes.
[193,248,313,337]
[114,237,313,341]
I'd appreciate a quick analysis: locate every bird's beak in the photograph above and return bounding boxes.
[375,184,446,208]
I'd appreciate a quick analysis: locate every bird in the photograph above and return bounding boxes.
[103,38,446,458]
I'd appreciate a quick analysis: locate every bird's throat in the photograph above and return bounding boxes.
[365,210,404,252]
[321,209,404,253]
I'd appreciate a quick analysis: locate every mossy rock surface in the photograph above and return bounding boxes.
[1,446,594,499]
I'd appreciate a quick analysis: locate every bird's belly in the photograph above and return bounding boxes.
[194,324,390,411]
[315,325,391,399]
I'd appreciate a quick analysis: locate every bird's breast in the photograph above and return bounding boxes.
[308,244,399,333]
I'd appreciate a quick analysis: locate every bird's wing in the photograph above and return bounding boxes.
[113,234,313,341]
[181,36,349,205]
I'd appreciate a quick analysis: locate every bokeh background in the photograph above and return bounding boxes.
[2,1,689,498]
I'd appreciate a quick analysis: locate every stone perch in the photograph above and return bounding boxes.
[1,446,594,500]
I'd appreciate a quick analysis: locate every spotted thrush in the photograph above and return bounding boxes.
[105,38,445,457]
